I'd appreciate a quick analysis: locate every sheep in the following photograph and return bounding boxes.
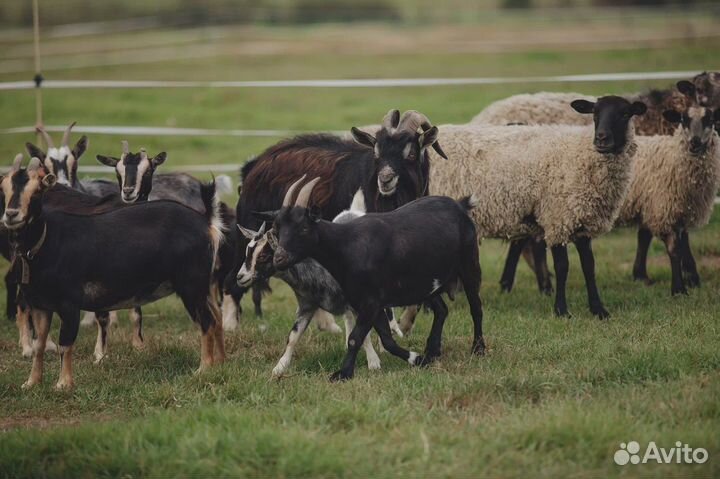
[267,176,483,381]
[616,101,720,295]
[470,72,719,136]
[229,109,447,330]
[1,156,224,389]
[237,189,402,376]
[423,96,647,318]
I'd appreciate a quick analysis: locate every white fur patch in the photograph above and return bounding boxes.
[222,293,239,331]
[430,279,442,294]
[403,142,412,159]
[408,351,419,365]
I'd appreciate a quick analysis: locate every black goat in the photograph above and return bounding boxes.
[264,176,484,381]
[229,109,447,328]
[0,156,224,389]
[97,141,242,338]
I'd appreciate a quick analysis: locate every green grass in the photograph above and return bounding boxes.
[0,23,719,478]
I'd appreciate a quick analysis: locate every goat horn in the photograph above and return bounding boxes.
[11,153,23,172]
[139,148,148,160]
[294,177,321,208]
[398,110,448,160]
[37,127,55,150]
[121,140,130,157]
[27,157,41,172]
[282,175,306,207]
[382,109,400,131]
[61,121,76,147]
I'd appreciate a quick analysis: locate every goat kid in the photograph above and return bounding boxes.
[1,155,224,389]
[266,176,484,381]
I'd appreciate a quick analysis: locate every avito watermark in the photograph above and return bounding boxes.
[614,441,708,465]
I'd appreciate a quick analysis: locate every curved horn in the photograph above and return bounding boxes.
[61,121,76,147]
[121,140,130,157]
[11,153,23,172]
[282,174,306,207]
[139,148,148,160]
[398,110,448,160]
[294,177,321,208]
[37,127,55,150]
[382,109,400,131]
[27,157,42,172]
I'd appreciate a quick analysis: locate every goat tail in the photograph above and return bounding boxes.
[200,177,225,271]
[457,194,479,212]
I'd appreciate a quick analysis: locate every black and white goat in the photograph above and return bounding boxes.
[264,176,484,381]
[237,189,402,376]
[96,141,242,337]
[1,155,224,389]
[230,109,447,327]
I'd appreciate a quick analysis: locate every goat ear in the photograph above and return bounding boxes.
[41,173,57,188]
[252,210,279,222]
[350,127,376,148]
[25,142,45,160]
[570,100,595,114]
[72,135,89,159]
[630,101,647,116]
[676,80,696,98]
[662,109,681,124]
[237,224,258,240]
[307,206,322,223]
[419,126,439,150]
[96,155,119,167]
[151,152,167,168]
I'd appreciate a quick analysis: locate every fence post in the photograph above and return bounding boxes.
[32,0,43,145]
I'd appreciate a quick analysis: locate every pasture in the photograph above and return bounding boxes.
[1,18,719,478]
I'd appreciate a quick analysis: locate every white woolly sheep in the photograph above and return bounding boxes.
[424,96,647,318]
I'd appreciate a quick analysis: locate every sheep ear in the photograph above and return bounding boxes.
[151,152,167,168]
[350,127,376,148]
[662,110,681,124]
[571,100,595,114]
[96,155,119,167]
[630,101,647,116]
[677,80,696,98]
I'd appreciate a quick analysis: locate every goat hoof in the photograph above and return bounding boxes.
[472,338,486,356]
[685,276,700,288]
[329,370,352,382]
[540,285,554,296]
[418,354,438,367]
[21,379,38,390]
[671,286,689,296]
[21,348,33,359]
[554,306,570,318]
[499,281,513,293]
[55,380,73,391]
[591,306,610,320]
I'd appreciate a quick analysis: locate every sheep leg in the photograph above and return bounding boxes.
[499,239,527,293]
[93,312,110,364]
[459,246,485,356]
[272,308,314,377]
[632,227,654,285]
[56,307,80,390]
[532,239,553,296]
[421,296,449,364]
[662,231,687,296]
[330,310,375,382]
[574,237,609,319]
[679,230,700,288]
[22,309,52,389]
[551,244,570,317]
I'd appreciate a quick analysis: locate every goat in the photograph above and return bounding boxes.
[229,109,447,330]
[237,189,402,376]
[0,155,224,389]
[264,176,483,381]
[96,141,242,342]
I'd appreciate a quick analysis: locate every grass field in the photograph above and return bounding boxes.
[0,19,719,478]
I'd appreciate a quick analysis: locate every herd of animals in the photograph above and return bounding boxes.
[1,71,719,388]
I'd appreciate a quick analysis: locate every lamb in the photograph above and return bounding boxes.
[1,155,224,389]
[424,96,647,318]
[470,71,718,136]
[237,189,402,376]
[268,176,484,381]
[617,100,720,295]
